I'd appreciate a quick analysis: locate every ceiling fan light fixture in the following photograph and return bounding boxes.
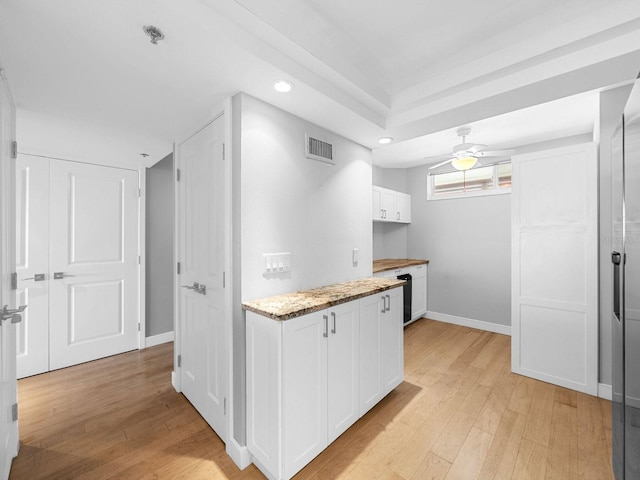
[451,156,478,171]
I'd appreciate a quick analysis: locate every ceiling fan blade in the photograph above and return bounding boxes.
[475,149,516,157]
[467,144,487,154]
[428,157,454,170]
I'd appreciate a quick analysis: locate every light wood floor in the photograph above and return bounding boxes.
[10,319,614,480]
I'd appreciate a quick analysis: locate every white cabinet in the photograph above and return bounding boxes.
[372,186,411,223]
[359,295,383,414]
[395,192,411,223]
[326,301,360,443]
[410,264,427,319]
[373,263,428,322]
[246,288,403,480]
[381,287,403,393]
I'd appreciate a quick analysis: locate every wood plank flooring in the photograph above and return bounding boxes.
[9,319,614,479]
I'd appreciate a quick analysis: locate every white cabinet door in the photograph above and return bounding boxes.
[246,311,282,479]
[283,310,327,479]
[15,155,49,378]
[327,300,359,443]
[48,161,139,371]
[511,142,598,394]
[177,116,227,442]
[359,294,383,415]
[395,192,411,223]
[411,264,427,319]
[381,287,404,395]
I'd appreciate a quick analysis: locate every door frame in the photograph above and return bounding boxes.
[172,98,248,467]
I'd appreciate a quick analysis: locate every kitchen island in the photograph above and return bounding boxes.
[243,277,405,480]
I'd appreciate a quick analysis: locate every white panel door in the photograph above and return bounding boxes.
[178,116,227,442]
[48,161,139,370]
[512,142,598,394]
[15,155,49,378]
[0,74,19,480]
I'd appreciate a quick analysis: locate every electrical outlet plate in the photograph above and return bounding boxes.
[263,252,291,273]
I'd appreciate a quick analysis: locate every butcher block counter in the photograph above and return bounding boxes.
[373,258,429,274]
[242,276,405,321]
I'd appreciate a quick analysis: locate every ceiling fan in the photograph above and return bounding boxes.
[427,127,515,171]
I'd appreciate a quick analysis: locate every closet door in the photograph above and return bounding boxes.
[15,155,50,378]
[511,142,598,394]
[48,161,140,370]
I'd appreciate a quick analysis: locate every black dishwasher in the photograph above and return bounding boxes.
[397,273,412,324]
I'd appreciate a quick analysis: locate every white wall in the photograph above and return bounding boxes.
[239,94,373,301]
[145,153,174,337]
[407,168,512,327]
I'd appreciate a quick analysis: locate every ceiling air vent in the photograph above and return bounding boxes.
[305,133,334,165]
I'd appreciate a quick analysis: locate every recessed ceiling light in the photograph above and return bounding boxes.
[274,80,293,93]
[378,137,393,145]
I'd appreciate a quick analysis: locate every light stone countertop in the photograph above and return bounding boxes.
[242,277,405,321]
[372,258,429,274]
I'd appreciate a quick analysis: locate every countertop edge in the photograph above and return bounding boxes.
[372,258,429,274]
[242,279,405,321]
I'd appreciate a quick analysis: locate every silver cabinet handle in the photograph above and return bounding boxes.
[53,272,75,279]
[385,294,390,311]
[23,273,46,281]
[331,312,336,334]
[323,314,328,338]
[397,212,400,220]
[381,296,386,313]
[2,305,27,322]
[380,209,384,219]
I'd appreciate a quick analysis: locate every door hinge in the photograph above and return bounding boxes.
[177,262,181,274]
[11,403,17,422]
[222,143,225,160]
[176,168,181,182]
[138,188,141,198]
[10,272,17,290]
[11,140,17,159]
[137,322,140,332]
[222,271,225,288]
[224,397,226,415]
[177,354,182,368]
[138,255,141,265]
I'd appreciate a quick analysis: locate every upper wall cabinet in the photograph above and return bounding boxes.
[372,186,411,223]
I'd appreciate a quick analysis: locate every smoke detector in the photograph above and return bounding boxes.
[143,25,164,45]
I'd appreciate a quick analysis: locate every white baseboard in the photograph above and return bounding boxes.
[145,331,174,348]
[426,311,512,336]
[598,383,612,400]
[226,439,252,470]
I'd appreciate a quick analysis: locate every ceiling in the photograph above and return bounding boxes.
[1,0,639,169]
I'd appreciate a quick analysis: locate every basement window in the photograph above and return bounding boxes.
[427,163,511,200]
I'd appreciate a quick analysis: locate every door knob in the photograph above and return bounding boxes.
[182,282,199,290]
[53,272,75,279]
[23,273,46,281]
[2,305,27,322]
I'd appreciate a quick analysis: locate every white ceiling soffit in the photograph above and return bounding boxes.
[0,0,639,167]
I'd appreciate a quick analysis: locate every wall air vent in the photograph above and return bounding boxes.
[305,133,334,165]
